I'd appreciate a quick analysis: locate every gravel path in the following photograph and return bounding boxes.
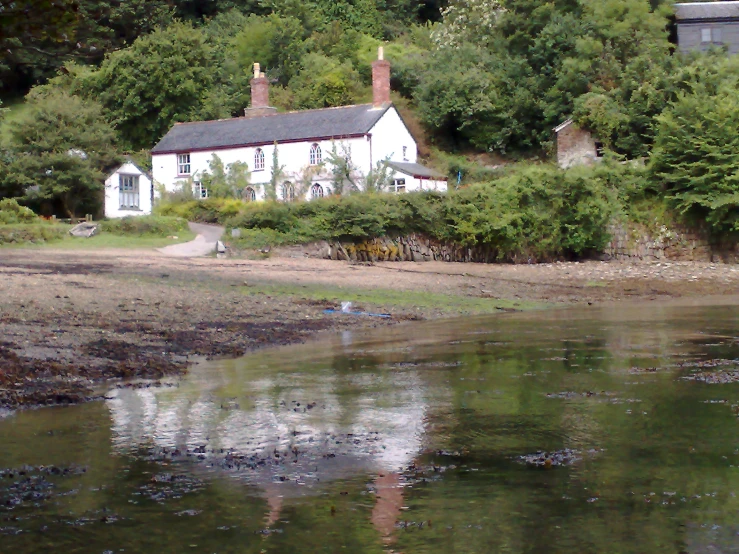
[157,223,224,257]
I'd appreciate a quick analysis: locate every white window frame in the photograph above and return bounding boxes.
[281,182,295,202]
[311,183,324,199]
[393,178,406,193]
[177,153,191,175]
[119,174,140,209]
[244,186,256,202]
[194,181,209,200]
[309,143,322,166]
[254,148,265,171]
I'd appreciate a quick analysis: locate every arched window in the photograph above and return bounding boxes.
[254,148,265,171]
[281,182,295,202]
[244,187,256,202]
[311,184,324,199]
[309,143,322,166]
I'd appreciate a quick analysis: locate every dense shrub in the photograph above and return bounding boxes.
[156,198,245,224]
[100,215,188,236]
[0,224,68,244]
[0,199,38,224]
[225,163,627,262]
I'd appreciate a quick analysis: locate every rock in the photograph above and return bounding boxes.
[68,223,99,238]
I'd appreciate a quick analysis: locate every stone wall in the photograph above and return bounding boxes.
[603,222,739,263]
[278,222,739,264]
[556,122,598,169]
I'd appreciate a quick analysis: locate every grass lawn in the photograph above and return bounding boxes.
[240,282,544,317]
[3,229,196,249]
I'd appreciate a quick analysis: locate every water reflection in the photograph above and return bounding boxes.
[3,301,739,553]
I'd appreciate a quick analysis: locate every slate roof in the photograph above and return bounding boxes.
[386,161,447,179]
[152,104,391,154]
[675,1,739,21]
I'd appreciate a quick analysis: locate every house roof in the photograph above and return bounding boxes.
[553,119,574,133]
[385,161,447,180]
[107,159,152,181]
[675,1,739,21]
[151,104,392,154]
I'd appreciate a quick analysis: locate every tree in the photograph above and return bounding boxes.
[3,89,118,217]
[266,144,285,201]
[288,53,363,109]
[85,22,220,150]
[651,84,739,233]
[199,154,252,198]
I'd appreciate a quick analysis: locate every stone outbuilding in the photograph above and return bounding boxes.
[675,1,739,55]
[553,119,603,169]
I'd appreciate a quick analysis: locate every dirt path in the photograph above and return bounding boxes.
[157,223,224,257]
[1,247,738,410]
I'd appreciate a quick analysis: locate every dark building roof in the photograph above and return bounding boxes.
[152,104,391,154]
[386,161,447,179]
[675,1,739,21]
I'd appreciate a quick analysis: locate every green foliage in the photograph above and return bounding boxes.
[100,215,188,236]
[3,89,118,217]
[0,224,68,245]
[86,22,220,150]
[225,163,620,261]
[651,76,739,233]
[0,198,38,224]
[156,198,245,224]
[199,154,252,199]
[288,54,363,109]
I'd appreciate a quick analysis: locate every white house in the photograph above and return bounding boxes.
[104,161,154,218]
[151,49,447,201]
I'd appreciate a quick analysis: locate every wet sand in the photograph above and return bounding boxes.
[2,247,738,410]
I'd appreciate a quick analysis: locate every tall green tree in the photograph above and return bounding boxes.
[84,22,220,150]
[3,89,118,217]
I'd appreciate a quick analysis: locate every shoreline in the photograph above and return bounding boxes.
[2,247,739,411]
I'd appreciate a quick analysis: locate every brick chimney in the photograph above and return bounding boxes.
[245,63,277,118]
[371,47,391,108]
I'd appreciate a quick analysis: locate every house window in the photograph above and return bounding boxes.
[254,148,265,171]
[119,174,140,209]
[402,146,408,161]
[393,178,406,193]
[309,143,322,166]
[701,27,722,43]
[281,182,295,202]
[177,153,191,175]
[595,141,605,158]
[194,181,209,199]
[311,184,324,199]
[244,187,256,202]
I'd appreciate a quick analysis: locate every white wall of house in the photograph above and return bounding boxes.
[151,107,422,202]
[152,136,369,202]
[104,162,153,218]
[369,107,417,168]
[388,170,447,194]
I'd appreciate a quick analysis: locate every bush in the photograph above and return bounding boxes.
[0,199,38,224]
[100,215,188,236]
[224,163,623,262]
[156,198,246,224]
[0,224,68,244]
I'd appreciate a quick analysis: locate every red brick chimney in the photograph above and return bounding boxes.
[371,47,391,108]
[245,63,277,117]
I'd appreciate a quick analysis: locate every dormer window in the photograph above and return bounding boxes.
[309,143,322,166]
[254,148,265,171]
[177,153,191,175]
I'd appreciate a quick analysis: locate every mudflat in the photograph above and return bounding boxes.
[2,247,738,410]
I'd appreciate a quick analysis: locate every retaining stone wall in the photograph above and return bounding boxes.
[280,223,739,264]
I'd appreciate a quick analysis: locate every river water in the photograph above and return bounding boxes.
[3,299,739,553]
